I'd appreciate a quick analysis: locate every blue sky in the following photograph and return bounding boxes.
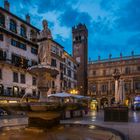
[1,0,140,60]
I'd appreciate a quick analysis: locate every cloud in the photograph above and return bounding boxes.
[0,0,139,60]
[116,0,140,31]
[59,7,92,27]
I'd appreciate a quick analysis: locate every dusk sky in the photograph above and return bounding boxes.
[1,0,140,60]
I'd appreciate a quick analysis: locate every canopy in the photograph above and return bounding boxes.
[48,92,71,98]
[71,94,85,99]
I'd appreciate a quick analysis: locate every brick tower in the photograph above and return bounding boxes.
[72,23,88,95]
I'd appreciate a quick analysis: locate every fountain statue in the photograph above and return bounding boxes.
[28,20,59,102]
[38,20,52,65]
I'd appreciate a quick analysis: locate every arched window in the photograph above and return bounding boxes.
[13,86,19,97]
[10,19,17,32]
[125,67,131,74]
[0,13,5,27]
[20,25,26,37]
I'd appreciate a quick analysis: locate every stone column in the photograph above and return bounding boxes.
[38,72,52,102]
[108,80,111,95]
[131,78,134,93]
[115,80,119,103]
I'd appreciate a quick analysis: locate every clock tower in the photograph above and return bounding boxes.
[72,23,88,95]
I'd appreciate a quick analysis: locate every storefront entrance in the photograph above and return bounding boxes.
[90,99,98,110]
[100,98,108,109]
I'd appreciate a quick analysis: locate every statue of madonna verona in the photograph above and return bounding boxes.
[38,20,52,64]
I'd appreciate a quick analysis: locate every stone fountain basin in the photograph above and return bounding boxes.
[0,124,125,140]
[28,64,59,76]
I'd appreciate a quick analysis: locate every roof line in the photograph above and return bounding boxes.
[0,7,40,31]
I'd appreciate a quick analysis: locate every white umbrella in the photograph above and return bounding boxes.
[48,92,72,98]
[71,95,84,99]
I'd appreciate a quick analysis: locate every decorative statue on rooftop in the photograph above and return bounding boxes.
[38,20,52,65]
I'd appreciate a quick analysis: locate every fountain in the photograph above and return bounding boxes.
[28,20,59,102]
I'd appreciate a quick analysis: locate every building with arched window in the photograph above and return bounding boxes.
[88,54,140,108]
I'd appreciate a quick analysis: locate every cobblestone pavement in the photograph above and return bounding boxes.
[61,110,140,140]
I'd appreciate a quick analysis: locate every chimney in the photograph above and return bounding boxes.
[4,0,10,11]
[120,52,122,60]
[109,54,112,60]
[98,56,100,61]
[26,14,30,23]
[131,51,134,57]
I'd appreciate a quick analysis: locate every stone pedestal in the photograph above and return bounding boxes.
[38,72,52,102]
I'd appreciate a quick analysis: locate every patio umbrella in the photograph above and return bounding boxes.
[48,92,72,98]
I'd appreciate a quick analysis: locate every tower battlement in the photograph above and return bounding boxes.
[72,23,88,36]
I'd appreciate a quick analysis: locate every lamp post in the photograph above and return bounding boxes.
[112,69,120,104]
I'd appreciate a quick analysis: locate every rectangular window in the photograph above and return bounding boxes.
[135,82,140,90]
[20,89,25,96]
[60,63,63,70]
[125,83,130,91]
[0,14,5,27]
[68,69,71,77]
[11,39,26,50]
[32,90,36,97]
[20,74,25,84]
[13,86,19,96]
[20,43,26,50]
[32,77,36,86]
[60,72,63,80]
[11,39,17,46]
[137,66,140,71]
[20,26,26,38]
[103,70,106,76]
[0,50,6,60]
[51,59,57,67]
[92,85,96,92]
[52,81,55,88]
[102,84,107,92]
[10,19,17,33]
[74,65,77,70]
[12,54,20,66]
[125,67,131,74]
[0,69,2,79]
[0,34,3,41]
[13,72,18,83]
[68,61,71,66]
[74,73,77,80]
[93,71,96,75]
[7,87,12,96]
[31,47,38,55]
